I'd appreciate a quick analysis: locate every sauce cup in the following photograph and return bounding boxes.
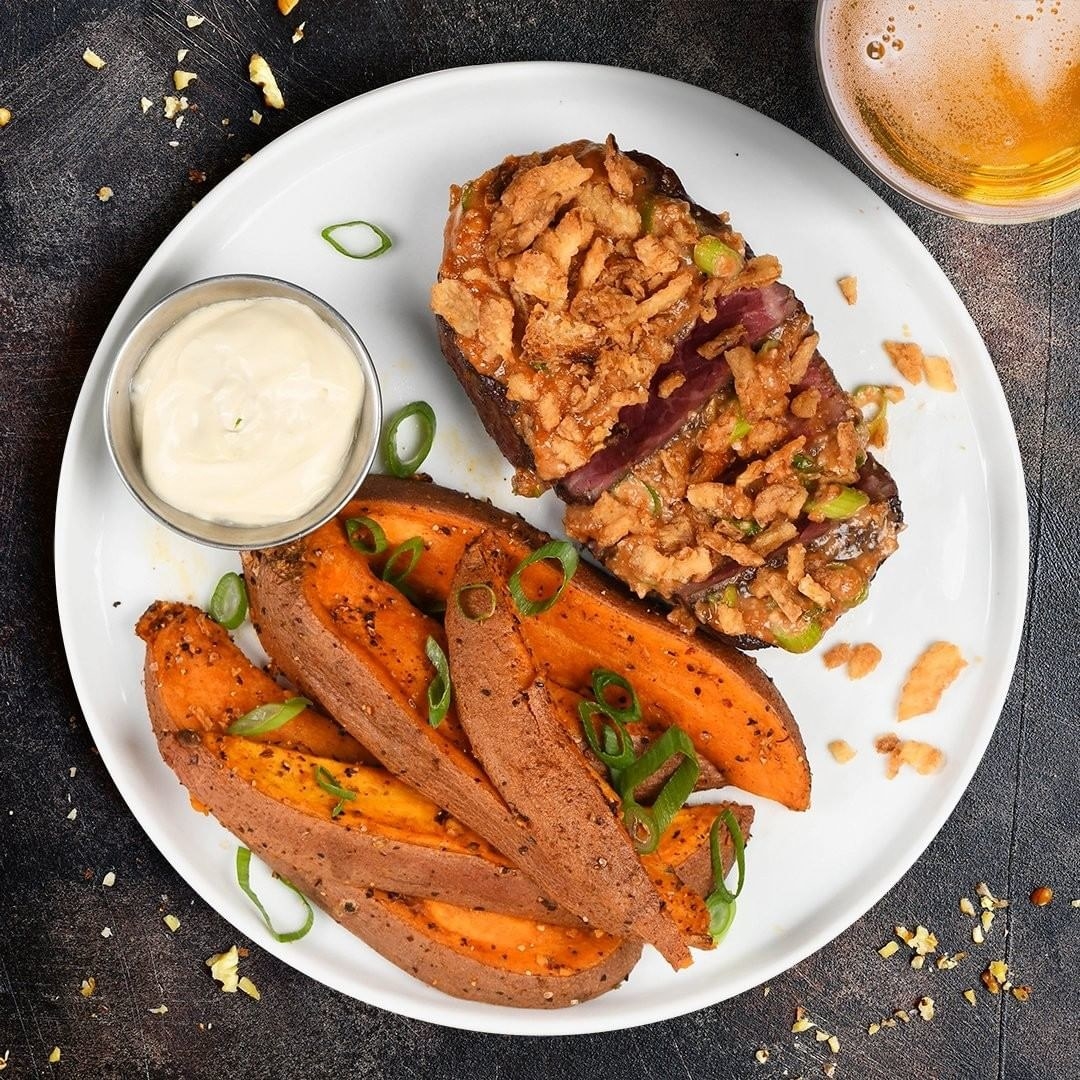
[103,274,382,549]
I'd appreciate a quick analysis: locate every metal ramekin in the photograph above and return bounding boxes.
[103,274,382,549]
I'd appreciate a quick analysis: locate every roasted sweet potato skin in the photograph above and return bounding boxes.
[343,475,810,811]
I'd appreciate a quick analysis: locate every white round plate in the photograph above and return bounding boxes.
[55,62,1028,1036]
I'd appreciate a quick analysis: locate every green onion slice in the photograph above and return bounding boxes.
[227,696,310,736]
[805,486,870,520]
[209,572,248,630]
[235,847,314,943]
[704,809,747,944]
[617,726,699,853]
[590,669,641,725]
[381,536,424,588]
[425,636,451,728]
[314,765,356,819]
[730,405,752,444]
[693,235,744,278]
[638,195,655,235]
[320,219,393,260]
[578,700,637,772]
[459,182,475,211]
[641,480,662,518]
[852,383,889,440]
[345,516,388,555]
[622,801,660,854]
[770,616,823,654]
[791,452,817,473]
[508,540,579,616]
[720,584,739,608]
[382,400,436,478]
[706,892,738,943]
[454,582,496,622]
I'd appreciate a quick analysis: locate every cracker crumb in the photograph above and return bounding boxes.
[97,186,113,202]
[206,946,240,992]
[883,340,925,384]
[148,1004,168,1015]
[878,940,900,958]
[936,951,966,970]
[972,923,985,944]
[910,954,925,970]
[1011,985,1031,1002]
[66,807,78,820]
[174,69,197,91]
[980,909,994,932]
[874,733,899,754]
[292,21,306,43]
[248,54,284,110]
[828,1035,840,1053]
[1071,899,1080,908]
[238,976,260,1000]
[823,1062,837,1079]
[250,109,263,125]
[828,739,856,764]
[878,738,945,778]
[867,1022,880,1035]
[815,1030,830,1043]
[163,914,180,932]
[0,108,12,128]
[102,871,116,887]
[140,96,153,113]
[755,1048,770,1064]
[917,996,934,1021]
[959,896,976,916]
[899,641,967,720]
[177,48,189,63]
[278,0,300,12]
[848,643,882,679]
[101,926,112,938]
[79,977,95,997]
[837,275,858,305]
[82,49,106,70]
[923,355,957,392]
[963,988,977,1005]
[822,643,852,669]
[48,1047,61,1064]
[186,14,205,28]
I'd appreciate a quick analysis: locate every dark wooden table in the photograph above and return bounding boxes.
[2,3,1077,1077]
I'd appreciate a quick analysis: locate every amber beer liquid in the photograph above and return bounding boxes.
[817,0,1080,221]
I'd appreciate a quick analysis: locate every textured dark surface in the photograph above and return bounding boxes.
[1,2,1078,1077]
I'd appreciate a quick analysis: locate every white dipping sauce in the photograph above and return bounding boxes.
[131,296,364,527]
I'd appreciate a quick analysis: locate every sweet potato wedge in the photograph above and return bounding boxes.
[446,532,690,969]
[341,475,810,811]
[242,539,695,962]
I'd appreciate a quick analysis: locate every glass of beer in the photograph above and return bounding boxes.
[816,0,1080,223]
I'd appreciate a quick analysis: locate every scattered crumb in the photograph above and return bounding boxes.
[982,959,1008,994]
[936,951,966,970]
[148,1004,168,1015]
[1072,899,1080,908]
[828,739,856,764]
[867,1022,880,1035]
[82,49,106,70]
[823,1062,837,1079]
[188,168,207,183]
[1030,886,1053,906]
[1012,985,1031,1002]
[101,926,112,938]
[174,69,197,91]
[278,0,300,13]
[754,1048,770,1064]
[878,940,900,959]
[168,140,179,147]
[0,1050,8,1071]
[140,96,153,113]
[163,914,181,932]
[898,641,967,720]
[972,923,985,944]
[822,643,851,669]
[49,1047,61,1064]
[0,107,11,128]
[175,115,185,129]
[960,896,976,916]
[877,738,945,778]
[163,95,183,120]
[238,976,260,1000]
[292,21,306,43]
[815,1030,830,1043]
[977,882,1009,909]
[917,996,935,1021]
[792,1005,814,1032]
[79,977,95,997]
[96,186,113,202]
[248,53,285,109]
[69,767,77,778]
[206,946,240,992]
[837,275,858,305]
[66,808,78,820]
[848,643,882,679]
[981,909,994,932]
[186,14,205,28]
[883,340,925,385]
[250,109,263,125]
[102,871,116,887]
[924,355,957,392]
[177,48,189,63]
[910,954,925,970]
[896,924,938,956]
[963,988,977,1006]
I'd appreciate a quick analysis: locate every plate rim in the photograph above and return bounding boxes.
[53,60,1030,1035]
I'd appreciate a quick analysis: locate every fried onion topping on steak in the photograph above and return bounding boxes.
[432,137,903,650]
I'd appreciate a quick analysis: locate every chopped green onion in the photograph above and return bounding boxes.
[381,536,424,588]
[693,235,744,278]
[590,669,641,725]
[732,518,761,537]
[345,516,388,555]
[314,765,356,818]
[730,404,751,444]
[639,195,655,235]
[805,486,870,520]
[852,383,889,442]
[641,480,662,518]
[227,696,310,736]
[703,809,747,943]
[209,572,247,630]
[770,616,823,654]
[382,401,436,478]
[320,219,393,260]
[507,540,579,617]
[459,182,475,211]
[792,452,817,473]
[578,700,637,772]
[617,727,699,853]
[235,847,314,943]
[425,636,451,728]
[454,582,496,622]
[622,802,660,854]
[720,584,739,608]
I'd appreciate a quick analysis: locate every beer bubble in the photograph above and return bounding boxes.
[867,40,886,59]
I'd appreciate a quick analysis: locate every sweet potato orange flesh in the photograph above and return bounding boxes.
[344,475,810,810]
[242,535,687,943]
[446,533,690,970]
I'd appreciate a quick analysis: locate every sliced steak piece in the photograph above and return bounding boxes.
[431,137,903,650]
